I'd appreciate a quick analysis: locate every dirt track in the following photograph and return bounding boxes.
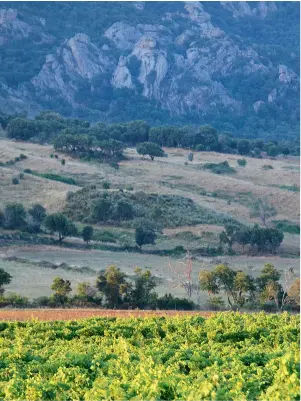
[0,309,213,321]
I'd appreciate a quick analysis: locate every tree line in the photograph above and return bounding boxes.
[0,262,299,312]
[3,111,299,159]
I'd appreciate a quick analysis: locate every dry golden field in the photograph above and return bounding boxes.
[0,139,299,223]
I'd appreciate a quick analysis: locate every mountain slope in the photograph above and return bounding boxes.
[0,1,299,139]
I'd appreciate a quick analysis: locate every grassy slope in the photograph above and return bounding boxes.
[0,138,299,300]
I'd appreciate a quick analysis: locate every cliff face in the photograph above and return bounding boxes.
[0,1,299,137]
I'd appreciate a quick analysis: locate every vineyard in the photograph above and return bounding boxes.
[0,313,299,400]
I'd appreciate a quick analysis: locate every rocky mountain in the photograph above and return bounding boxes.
[0,2,299,139]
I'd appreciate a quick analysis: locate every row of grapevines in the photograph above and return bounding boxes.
[0,312,299,400]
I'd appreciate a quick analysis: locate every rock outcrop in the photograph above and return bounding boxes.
[0,1,298,132]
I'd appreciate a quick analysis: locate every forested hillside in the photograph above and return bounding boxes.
[0,1,299,140]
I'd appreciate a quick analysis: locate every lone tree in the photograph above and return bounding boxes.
[250,199,277,226]
[135,226,157,250]
[137,142,165,161]
[82,225,93,246]
[0,268,12,296]
[44,213,77,244]
[51,276,72,304]
[96,265,130,308]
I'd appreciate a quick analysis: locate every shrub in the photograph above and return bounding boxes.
[19,173,24,179]
[12,177,19,185]
[14,157,20,162]
[19,154,27,160]
[126,185,134,191]
[103,181,111,189]
[262,165,273,170]
[4,293,29,307]
[54,154,59,159]
[237,159,247,167]
[61,159,66,165]
[202,161,236,175]
[50,154,54,158]
[156,294,196,310]
[110,162,119,170]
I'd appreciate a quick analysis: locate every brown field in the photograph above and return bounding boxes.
[0,308,213,321]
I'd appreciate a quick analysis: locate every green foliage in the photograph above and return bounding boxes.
[65,187,239,228]
[0,313,298,399]
[0,268,12,296]
[262,164,274,170]
[28,204,46,224]
[237,139,251,155]
[237,158,247,167]
[135,226,157,249]
[4,203,27,229]
[12,177,19,185]
[61,159,66,166]
[24,170,77,185]
[102,181,111,190]
[82,225,94,245]
[137,142,165,160]
[273,220,300,235]
[199,264,256,309]
[129,268,157,308]
[96,265,130,308]
[156,294,196,310]
[44,213,77,244]
[277,184,300,192]
[202,161,236,175]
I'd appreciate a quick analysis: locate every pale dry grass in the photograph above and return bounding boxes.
[0,167,77,212]
[0,140,299,223]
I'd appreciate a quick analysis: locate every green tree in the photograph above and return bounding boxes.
[44,213,77,244]
[135,226,157,250]
[199,264,256,309]
[28,204,46,224]
[0,268,12,296]
[91,198,111,222]
[219,223,240,252]
[129,267,157,309]
[237,139,251,155]
[96,265,130,308]
[4,203,27,229]
[136,142,165,161]
[51,276,72,304]
[250,199,277,225]
[82,225,93,245]
[76,282,97,299]
[6,118,38,140]
[114,200,134,220]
